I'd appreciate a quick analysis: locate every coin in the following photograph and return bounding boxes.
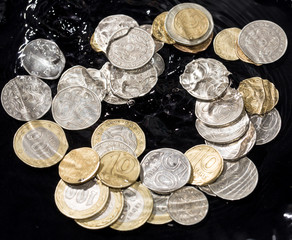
[59,147,100,185]
[13,120,68,168]
[235,43,261,66]
[93,140,135,158]
[54,179,109,219]
[238,20,288,64]
[75,189,124,229]
[140,148,191,194]
[167,186,208,225]
[90,33,103,53]
[250,108,281,145]
[198,185,216,197]
[52,86,101,130]
[110,182,153,231]
[180,58,230,100]
[185,145,223,186]
[213,27,241,61]
[21,39,65,80]
[151,53,165,76]
[91,119,146,157]
[209,157,258,200]
[139,24,164,52]
[1,75,52,121]
[238,77,279,115]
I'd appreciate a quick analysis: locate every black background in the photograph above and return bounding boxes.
[1,0,292,239]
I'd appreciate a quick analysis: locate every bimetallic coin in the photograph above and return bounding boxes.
[238,20,288,64]
[90,33,103,53]
[236,43,262,66]
[209,157,258,200]
[54,179,109,219]
[151,53,165,76]
[22,39,65,80]
[167,186,208,225]
[1,75,52,121]
[250,108,281,145]
[93,140,135,158]
[140,148,192,194]
[111,182,153,231]
[198,185,216,197]
[139,24,164,52]
[52,86,101,130]
[13,120,68,168]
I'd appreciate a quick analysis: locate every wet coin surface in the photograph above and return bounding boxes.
[93,140,135,158]
[198,185,216,197]
[139,24,164,52]
[151,53,165,76]
[1,75,52,121]
[13,120,68,168]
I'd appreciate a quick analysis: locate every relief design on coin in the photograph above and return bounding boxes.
[139,24,164,52]
[151,53,165,76]
[93,140,135,158]
[236,43,262,66]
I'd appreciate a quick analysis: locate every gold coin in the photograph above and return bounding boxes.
[110,182,153,231]
[174,8,209,40]
[54,179,109,219]
[90,34,103,52]
[185,144,223,186]
[91,119,146,157]
[152,12,176,44]
[13,120,68,168]
[238,77,279,115]
[59,147,100,185]
[213,27,241,61]
[236,43,262,66]
[75,188,124,229]
[97,151,140,188]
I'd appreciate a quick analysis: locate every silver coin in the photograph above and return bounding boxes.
[238,20,288,64]
[151,53,165,76]
[140,148,192,194]
[198,185,216,197]
[180,58,230,100]
[139,24,164,52]
[107,27,155,70]
[1,75,52,121]
[92,140,135,158]
[250,108,281,145]
[196,111,250,144]
[165,3,214,46]
[167,186,208,225]
[52,86,101,130]
[209,157,258,200]
[195,87,244,126]
[205,121,256,161]
[21,39,65,80]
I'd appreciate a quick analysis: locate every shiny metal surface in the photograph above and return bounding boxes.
[139,24,164,52]
[198,185,216,197]
[151,53,165,76]
[92,140,135,158]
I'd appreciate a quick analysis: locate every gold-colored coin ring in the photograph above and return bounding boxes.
[59,147,100,185]
[236,43,262,66]
[75,188,124,229]
[110,182,154,231]
[13,120,68,168]
[91,119,146,157]
[90,34,103,52]
[97,151,140,188]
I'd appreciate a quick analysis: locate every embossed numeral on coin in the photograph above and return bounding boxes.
[65,187,98,206]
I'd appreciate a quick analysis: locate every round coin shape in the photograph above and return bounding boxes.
[13,120,68,168]
[151,53,165,76]
[93,140,135,158]
[139,24,164,52]
[198,185,216,197]
[236,43,262,66]
[90,33,103,52]
[1,75,52,121]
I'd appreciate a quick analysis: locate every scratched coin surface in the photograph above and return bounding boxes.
[92,140,135,158]
[209,157,258,200]
[140,148,192,194]
[22,39,65,80]
[238,20,288,64]
[180,58,230,100]
[250,108,281,145]
[111,182,153,231]
[52,86,101,130]
[151,53,165,76]
[1,75,52,121]
[198,185,216,197]
[13,120,68,168]
[54,179,109,219]
[139,24,164,52]
[168,186,208,225]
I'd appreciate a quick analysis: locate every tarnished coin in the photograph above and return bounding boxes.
[238,20,288,64]
[54,179,109,219]
[52,86,101,130]
[93,140,135,158]
[250,108,281,145]
[1,75,52,121]
[213,28,241,61]
[21,39,65,80]
[168,186,208,225]
[90,33,103,53]
[180,58,230,100]
[13,120,68,168]
[111,182,153,231]
[140,148,191,194]
[75,189,124,229]
[91,119,146,157]
[236,43,262,66]
[140,24,164,52]
[238,77,279,115]
[198,185,216,197]
[205,121,256,161]
[59,147,100,185]
[147,192,172,225]
[151,53,165,76]
[195,87,244,126]
[209,157,258,200]
[185,145,223,186]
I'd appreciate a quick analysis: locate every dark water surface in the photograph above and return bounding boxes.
[1,0,292,239]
